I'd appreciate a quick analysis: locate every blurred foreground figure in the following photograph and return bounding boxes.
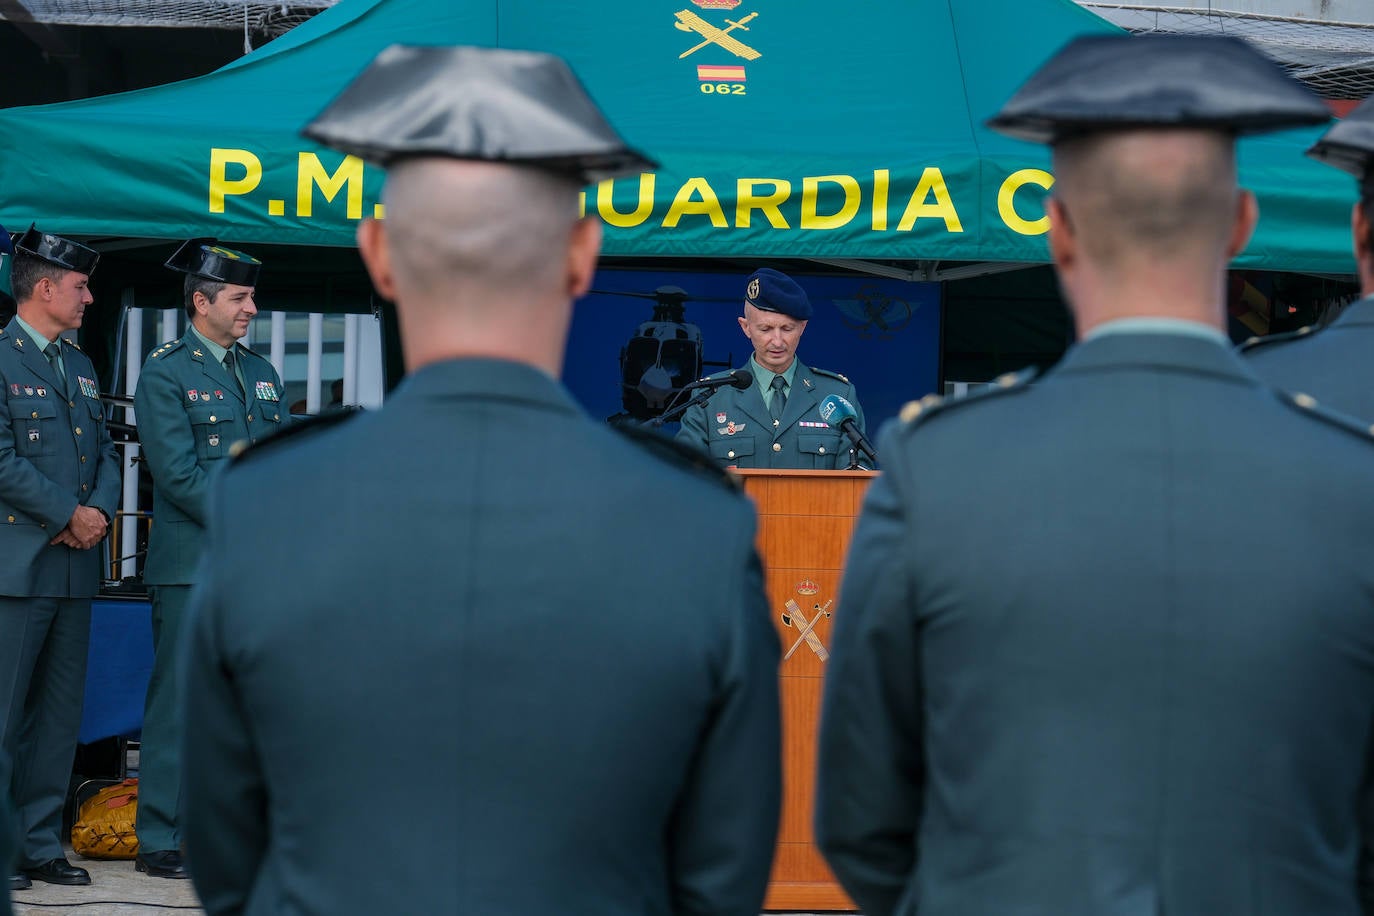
[817,34,1374,916]
[1244,96,1374,422]
[179,45,781,916]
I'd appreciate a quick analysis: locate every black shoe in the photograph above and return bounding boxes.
[135,849,188,879]
[23,857,91,886]
[8,873,31,891]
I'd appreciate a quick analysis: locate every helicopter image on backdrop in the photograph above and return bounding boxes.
[597,285,737,423]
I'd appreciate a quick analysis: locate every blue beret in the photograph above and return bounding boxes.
[987,34,1330,145]
[304,45,657,184]
[1309,96,1374,190]
[745,268,812,321]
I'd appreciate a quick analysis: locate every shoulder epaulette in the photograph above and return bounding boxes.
[1238,325,1317,353]
[1272,388,1374,443]
[898,368,1038,429]
[615,424,742,493]
[811,367,851,385]
[148,338,185,360]
[61,337,82,351]
[228,409,360,463]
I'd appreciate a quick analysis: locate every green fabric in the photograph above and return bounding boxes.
[0,0,1356,273]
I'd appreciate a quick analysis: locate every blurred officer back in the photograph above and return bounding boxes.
[180,45,781,916]
[675,268,866,468]
[1243,97,1374,421]
[132,240,287,880]
[0,227,118,890]
[816,35,1374,916]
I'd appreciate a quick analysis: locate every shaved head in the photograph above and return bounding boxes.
[380,158,584,306]
[1052,129,1241,271]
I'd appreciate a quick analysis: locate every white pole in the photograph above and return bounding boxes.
[270,311,286,380]
[121,299,143,581]
[160,308,179,344]
[306,312,323,414]
[343,313,359,406]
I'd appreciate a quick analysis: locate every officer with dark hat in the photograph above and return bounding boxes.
[1242,96,1374,422]
[817,34,1374,916]
[131,238,288,880]
[0,224,119,891]
[676,266,867,469]
[180,45,780,916]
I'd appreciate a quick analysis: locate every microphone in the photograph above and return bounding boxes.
[684,368,753,392]
[818,394,877,462]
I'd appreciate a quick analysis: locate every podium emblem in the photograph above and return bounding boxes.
[781,597,833,661]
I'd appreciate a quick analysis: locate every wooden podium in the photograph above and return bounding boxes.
[733,469,877,913]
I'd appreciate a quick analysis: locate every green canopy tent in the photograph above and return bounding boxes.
[0,0,1358,275]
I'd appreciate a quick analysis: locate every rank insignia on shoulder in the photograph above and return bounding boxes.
[812,367,850,384]
[1239,325,1315,352]
[192,349,204,358]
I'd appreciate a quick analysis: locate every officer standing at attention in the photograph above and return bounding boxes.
[131,240,287,880]
[816,35,1374,916]
[0,226,118,891]
[179,45,781,916]
[1242,96,1374,422]
[676,268,866,469]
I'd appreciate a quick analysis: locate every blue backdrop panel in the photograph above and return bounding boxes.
[81,598,153,744]
[566,268,942,435]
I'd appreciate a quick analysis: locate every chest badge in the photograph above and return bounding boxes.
[716,411,727,424]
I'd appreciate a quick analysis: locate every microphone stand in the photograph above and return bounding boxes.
[644,386,717,429]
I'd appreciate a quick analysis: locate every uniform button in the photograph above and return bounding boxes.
[773,419,779,428]
[74,427,82,435]
[819,446,826,454]
[272,414,279,421]
[727,450,736,459]
[81,484,89,492]
[6,516,13,524]
[80,456,87,463]
[209,415,217,422]
[69,400,75,408]
[30,411,38,419]
[772,443,782,452]
[247,415,254,422]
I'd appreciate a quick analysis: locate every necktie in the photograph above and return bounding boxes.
[223,349,243,397]
[769,374,787,422]
[44,342,65,389]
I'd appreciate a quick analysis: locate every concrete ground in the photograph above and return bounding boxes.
[11,848,202,914]
[10,859,835,915]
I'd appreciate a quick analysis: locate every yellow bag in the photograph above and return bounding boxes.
[71,778,140,860]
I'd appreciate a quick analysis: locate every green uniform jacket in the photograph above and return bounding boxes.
[181,358,781,916]
[675,360,866,469]
[817,333,1374,916]
[0,319,120,597]
[135,336,287,584]
[1242,295,1374,424]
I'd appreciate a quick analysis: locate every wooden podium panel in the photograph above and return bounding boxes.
[733,469,876,912]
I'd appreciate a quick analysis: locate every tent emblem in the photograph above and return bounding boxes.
[674,9,761,61]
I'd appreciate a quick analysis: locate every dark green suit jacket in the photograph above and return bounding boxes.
[0,318,120,597]
[818,332,1374,916]
[134,335,287,584]
[1242,296,1374,424]
[675,359,865,469]
[181,358,781,916]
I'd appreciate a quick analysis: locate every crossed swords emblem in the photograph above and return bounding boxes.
[674,9,762,60]
[782,598,834,661]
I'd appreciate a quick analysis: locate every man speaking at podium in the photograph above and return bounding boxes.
[676,268,868,469]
